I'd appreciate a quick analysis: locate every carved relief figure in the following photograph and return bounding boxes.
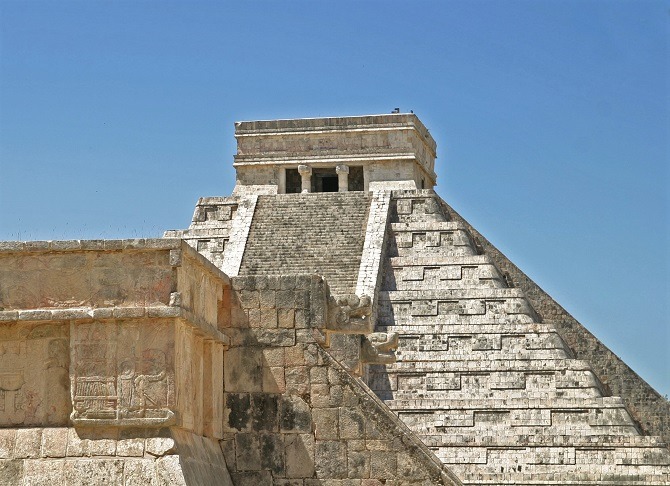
[117,358,136,416]
[72,322,174,425]
[44,338,70,423]
[117,349,168,419]
[0,341,26,424]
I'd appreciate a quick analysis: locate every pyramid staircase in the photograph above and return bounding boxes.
[366,191,670,485]
[239,192,371,296]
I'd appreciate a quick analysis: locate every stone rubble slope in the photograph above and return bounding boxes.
[365,190,670,485]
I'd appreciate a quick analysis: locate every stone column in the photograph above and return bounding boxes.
[298,165,312,193]
[336,165,349,192]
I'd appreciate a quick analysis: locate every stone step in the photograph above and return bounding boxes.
[384,388,603,402]
[239,192,371,295]
[375,322,558,335]
[390,255,494,266]
[389,222,479,257]
[387,395,628,411]
[373,361,601,392]
[421,423,641,439]
[394,348,568,361]
[380,288,530,300]
[387,330,569,354]
[391,192,451,223]
[449,463,670,485]
[391,222,472,232]
[372,374,601,395]
[378,290,538,321]
[394,405,642,437]
[402,418,641,438]
[379,314,538,326]
[387,255,508,290]
[421,433,668,448]
[436,445,670,466]
[375,357,593,372]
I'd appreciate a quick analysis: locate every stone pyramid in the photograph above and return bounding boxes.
[0,113,667,485]
[169,114,669,484]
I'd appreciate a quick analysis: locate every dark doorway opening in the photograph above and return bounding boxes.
[322,176,338,192]
[285,169,302,193]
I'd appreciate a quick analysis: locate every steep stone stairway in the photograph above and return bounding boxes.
[366,191,670,485]
[238,192,371,296]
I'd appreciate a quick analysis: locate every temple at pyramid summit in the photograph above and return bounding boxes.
[0,114,668,485]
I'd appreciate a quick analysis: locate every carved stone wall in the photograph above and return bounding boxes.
[0,322,70,427]
[0,240,231,484]
[220,275,460,485]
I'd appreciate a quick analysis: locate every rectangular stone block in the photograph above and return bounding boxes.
[315,440,347,479]
[285,434,314,478]
[123,458,158,485]
[14,428,41,458]
[63,459,124,486]
[224,348,263,393]
[224,393,252,432]
[41,428,68,458]
[340,408,365,439]
[313,408,339,440]
[22,459,64,486]
[348,450,370,479]
[259,433,284,475]
[235,434,261,471]
[0,430,15,459]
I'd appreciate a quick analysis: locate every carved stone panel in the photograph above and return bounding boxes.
[70,320,175,427]
[0,323,70,426]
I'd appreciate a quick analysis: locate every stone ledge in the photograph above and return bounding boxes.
[0,238,182,253]
[390,255,493,266]
[387,397,629,410]
[0,306,229,346]
[421,433,669,448]
[381,288,527,299]
[391,221,470,232]
[234,113,436,151]
[234,153,423,165]
[385,359,595,372]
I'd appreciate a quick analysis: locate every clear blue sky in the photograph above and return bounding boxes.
[1,1,668,396]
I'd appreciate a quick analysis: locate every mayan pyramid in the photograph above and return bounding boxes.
[168,114,669,484]
[0,113,667,484]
